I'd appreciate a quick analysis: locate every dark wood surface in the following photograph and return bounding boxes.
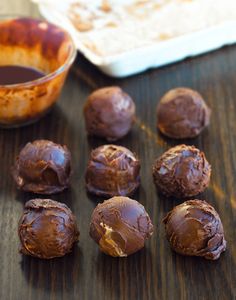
[1,2,236,300]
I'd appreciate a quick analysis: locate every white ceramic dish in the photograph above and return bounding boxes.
[38,3,236,77]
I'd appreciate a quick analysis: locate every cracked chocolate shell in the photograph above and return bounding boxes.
[18,199,79,259]
[163,200,226,260]
[12,139,72,194]
[152,144,211,198]
[157,87,211,139]
[85,144,140,197]
[89,196,154,257]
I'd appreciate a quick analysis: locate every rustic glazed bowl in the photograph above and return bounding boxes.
[0,17,76,127]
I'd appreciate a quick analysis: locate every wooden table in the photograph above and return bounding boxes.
[0,1,236,299]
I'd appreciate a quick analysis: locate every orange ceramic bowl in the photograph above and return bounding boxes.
[0,17,76,127]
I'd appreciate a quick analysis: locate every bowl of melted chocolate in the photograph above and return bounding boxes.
[0,17,76,127]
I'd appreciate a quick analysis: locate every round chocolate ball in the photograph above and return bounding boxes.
[84,86,136,141]
[85,144,140,197]
[18,199,79,259]
[163,200,226,260]
[90,196,153,257]
[152,144,211,198]
[12,139,72,194]
[157,87,211,139]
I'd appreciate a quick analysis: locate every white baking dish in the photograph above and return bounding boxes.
[38,2,236,77]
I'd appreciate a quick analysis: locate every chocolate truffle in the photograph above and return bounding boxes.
[13,140,72,194]
[18,199,79,259]
[90,196,153,257]
[84,86,135,141]
[163,200,226,260]
[152,144,211,198]
[157,87,211,139]
[85,144,140,197]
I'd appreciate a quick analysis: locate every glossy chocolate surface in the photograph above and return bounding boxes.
[13,139,72,194]
[163,200,226,260]
[90,196,153,257]
[0,65,45,85]
[18,199,79,259]
[84,86,135,141]
[152,144,211,198]
[85,144,140,197]
[157,87,211,139]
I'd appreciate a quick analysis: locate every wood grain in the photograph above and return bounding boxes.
[0,1,236,299]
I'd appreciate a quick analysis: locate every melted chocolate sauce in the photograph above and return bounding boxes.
[0,65,45,85]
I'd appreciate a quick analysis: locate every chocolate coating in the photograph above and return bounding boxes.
[163,200,226,260]
[157,87,211,139]
[85,144,140,197]
[13,140,72,194]
[90,196,153,257]
[152,144,211,198]
[18,199,79,259]
[84,86,136,141]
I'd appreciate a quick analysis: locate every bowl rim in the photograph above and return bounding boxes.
[0,15,77,88]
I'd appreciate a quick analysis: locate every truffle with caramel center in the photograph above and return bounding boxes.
[90,196,153,257]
